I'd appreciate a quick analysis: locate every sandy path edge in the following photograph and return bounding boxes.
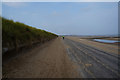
[66,37,119,54]
[3,37,80,78]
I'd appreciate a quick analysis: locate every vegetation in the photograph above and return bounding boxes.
[2,17,58,53]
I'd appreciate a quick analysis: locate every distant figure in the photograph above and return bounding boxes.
[62,36,64,39]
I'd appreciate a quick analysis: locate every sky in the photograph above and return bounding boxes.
[2,0,120,2]
[2,2,118,35]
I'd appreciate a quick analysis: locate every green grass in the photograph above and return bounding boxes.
[2,17,58,52]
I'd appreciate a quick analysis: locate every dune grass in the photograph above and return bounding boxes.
[2,17,58,53]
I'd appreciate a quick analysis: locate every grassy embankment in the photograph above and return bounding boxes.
[2,17,58,53]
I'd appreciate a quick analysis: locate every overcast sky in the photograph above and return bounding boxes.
[2,2,118,35]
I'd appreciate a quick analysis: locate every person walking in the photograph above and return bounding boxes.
[62,36,64,39]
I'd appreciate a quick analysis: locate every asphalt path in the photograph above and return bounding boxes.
[63,38,119,78]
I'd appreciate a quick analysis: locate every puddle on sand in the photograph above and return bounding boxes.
[93,39,120,43]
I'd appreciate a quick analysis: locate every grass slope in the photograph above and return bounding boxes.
[2,17,58,53]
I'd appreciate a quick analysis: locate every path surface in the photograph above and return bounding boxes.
[3,37,119,78]
[63,37,119,78]
[3,38,79,78]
